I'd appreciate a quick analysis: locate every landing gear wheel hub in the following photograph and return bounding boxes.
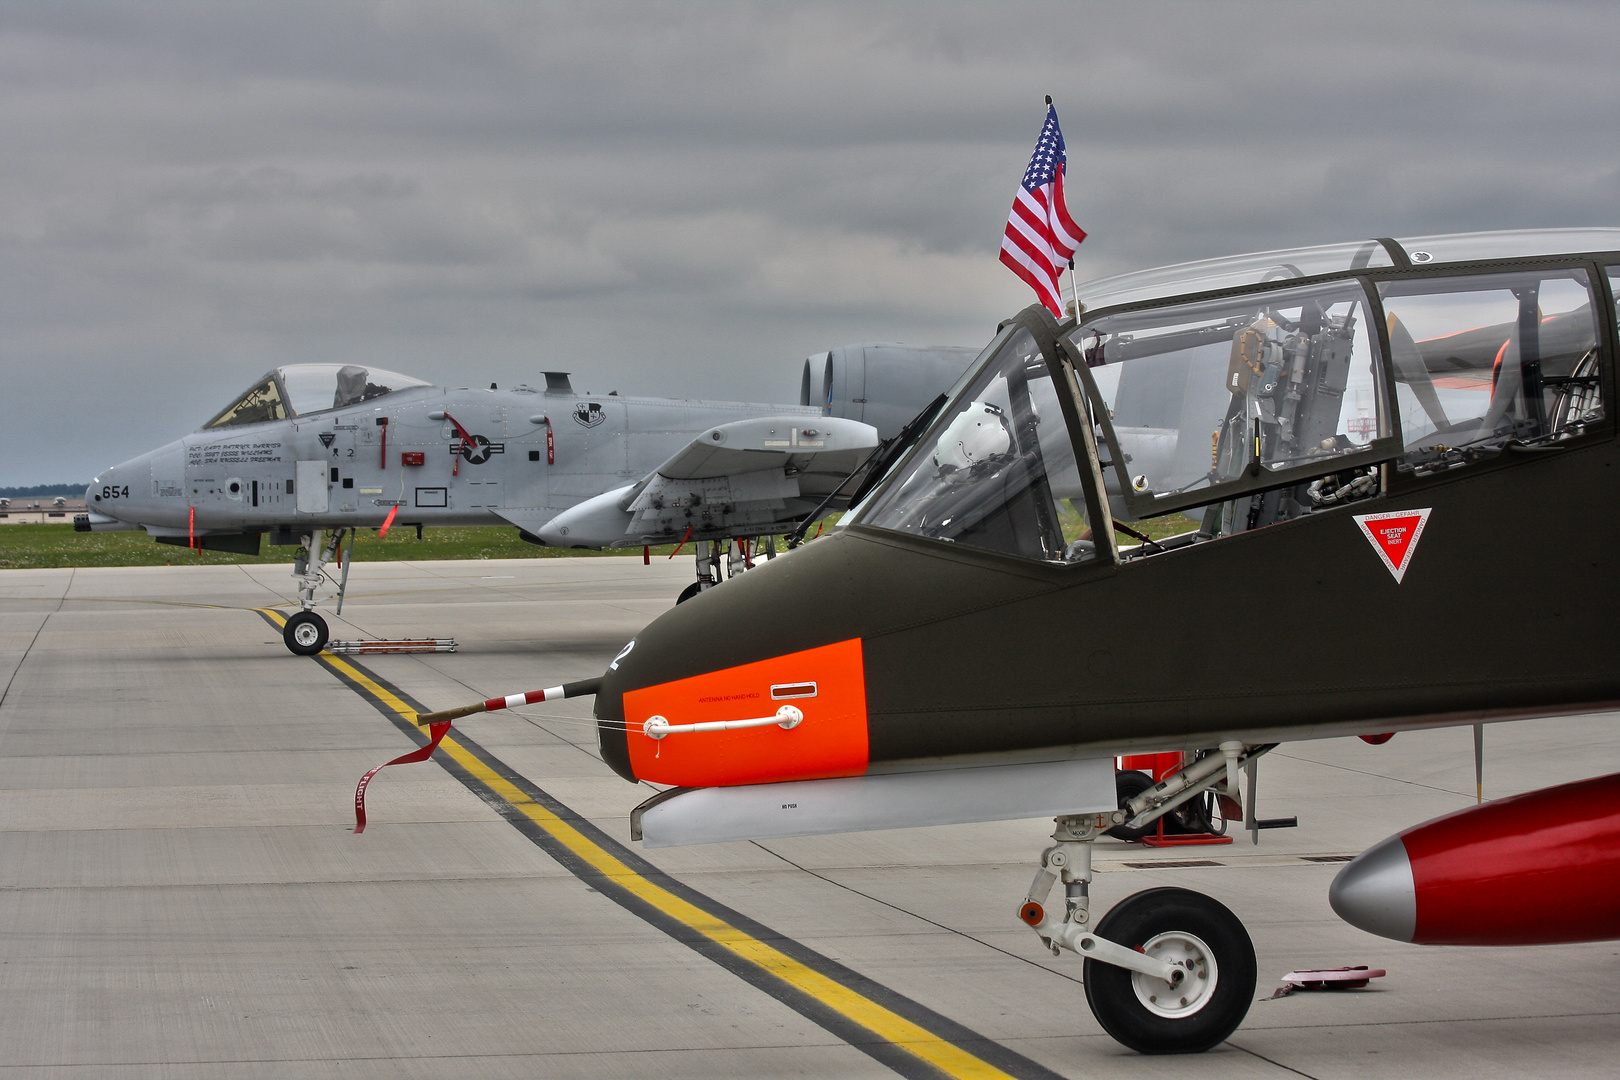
[1131,930,1216,1018]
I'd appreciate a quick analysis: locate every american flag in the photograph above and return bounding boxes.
[1000,103,1086,318]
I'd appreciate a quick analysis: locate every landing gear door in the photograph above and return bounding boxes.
[296,460,329,514]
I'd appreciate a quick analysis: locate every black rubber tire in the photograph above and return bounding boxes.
[675,581,704,605]
[1083,887,1256,1055]
[283,611,328,656]
[1107,770,1157,841]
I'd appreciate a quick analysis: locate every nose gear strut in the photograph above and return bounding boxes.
[281,528,353,655]
[1019,813,1183,985]
[1018,751,1262,1053]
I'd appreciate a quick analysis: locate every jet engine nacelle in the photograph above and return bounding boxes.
[804,344,979,442]
[1329,772,1620,946]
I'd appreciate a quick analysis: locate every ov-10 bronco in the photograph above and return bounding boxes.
[569,228,1620,1053]
[79,345,976,654]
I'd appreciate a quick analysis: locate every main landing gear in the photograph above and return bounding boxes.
[1020,744,1273,1053]
[675,536,776,604]
[282,528,354,656]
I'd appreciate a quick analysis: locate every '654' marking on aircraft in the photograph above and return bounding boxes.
[81,346,978,654]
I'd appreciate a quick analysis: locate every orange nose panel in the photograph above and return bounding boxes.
[624,638,868,787]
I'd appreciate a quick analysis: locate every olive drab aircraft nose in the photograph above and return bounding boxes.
[591,229,1620,1055]
[596,308,1116,797]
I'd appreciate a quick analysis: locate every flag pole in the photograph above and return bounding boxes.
[1045,95,1080,323]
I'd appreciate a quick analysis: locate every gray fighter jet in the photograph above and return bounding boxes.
[79,345,976,654]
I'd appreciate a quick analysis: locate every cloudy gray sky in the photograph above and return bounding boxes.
[4,1,1617,486]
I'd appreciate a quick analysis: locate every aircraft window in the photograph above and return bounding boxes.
[1069,278,1389,533]
[857,327,1093,563]
[275,364,430,416]
[203,376,287,429]
[1379,270,1601,473]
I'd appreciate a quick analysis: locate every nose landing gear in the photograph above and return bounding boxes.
[281,528,352,655]
[1020,810,1257,1054]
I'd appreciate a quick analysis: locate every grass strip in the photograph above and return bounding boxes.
[0,523,693,569]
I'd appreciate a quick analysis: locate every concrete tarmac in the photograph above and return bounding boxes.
[2,557,1617,1078]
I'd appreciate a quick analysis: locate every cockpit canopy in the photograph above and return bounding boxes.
[203,364,430,429]
[859,324,1090,562]
[853,228,1616,565]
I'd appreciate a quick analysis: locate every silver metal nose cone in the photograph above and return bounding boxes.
[1329,833,1416,942]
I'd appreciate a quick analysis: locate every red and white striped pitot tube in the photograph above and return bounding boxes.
[486,684,573,712]
[1330,772,1620,945]
[409,677,603,727]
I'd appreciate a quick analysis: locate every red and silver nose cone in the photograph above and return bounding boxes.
[1331,773,1620,947]
[1328,833,1416,943]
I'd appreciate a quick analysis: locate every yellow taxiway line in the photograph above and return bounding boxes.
[256,608,1041,1080]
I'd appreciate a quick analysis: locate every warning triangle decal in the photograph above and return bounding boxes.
[1354,508,1432,584]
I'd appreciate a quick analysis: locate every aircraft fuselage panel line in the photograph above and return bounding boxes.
[248,608,1064,1080]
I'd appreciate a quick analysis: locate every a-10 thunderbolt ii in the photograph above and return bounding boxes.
[532,227,1617,1054]
[78,345,976,654]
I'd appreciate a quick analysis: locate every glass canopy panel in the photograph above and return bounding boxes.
[1068,278,1391,519]
[203,376,287,429]
[857,327,1094,563]
[275,364,430,416]
[1380,269,1601,471]
[1395,228,1620,266]
[1075,241,1393,314]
